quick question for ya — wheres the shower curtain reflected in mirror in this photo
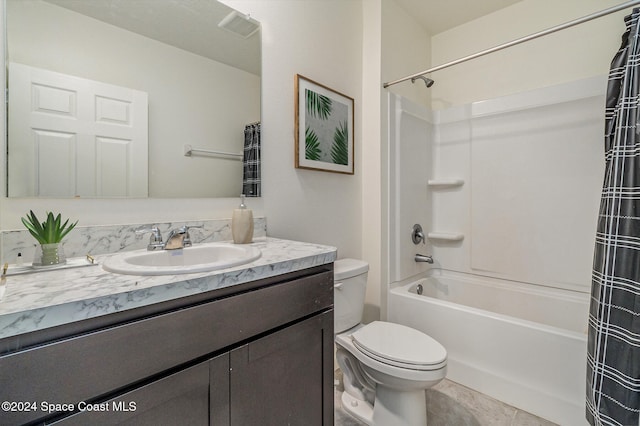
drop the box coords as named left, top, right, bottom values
left=242, top=122, right=261, bottom=197
left=587, top=7, right=640, bottom=426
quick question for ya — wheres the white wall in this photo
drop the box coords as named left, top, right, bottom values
left=221, top=0, right=433, bottom=322
left=379, top=0, right=431, bottom=318
left=204, top=1, right=366, bottom=260
left=382, top=0, right=431, bottom=108
left=361, top=0, right=384, bottom=322
left=8, top=0, right=259, bottom=199
left=431, top=0, right=625, bottom=109
left=221, top=0, right=430, bottom=322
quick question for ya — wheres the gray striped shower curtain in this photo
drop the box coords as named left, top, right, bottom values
left=586, top=8, right=640, bottom=426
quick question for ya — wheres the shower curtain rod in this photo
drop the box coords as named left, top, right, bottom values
left=383, top=0, right=640, bottom=88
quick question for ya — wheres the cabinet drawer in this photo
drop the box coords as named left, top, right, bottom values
left=52, top=361, right=209, bottom=426
left=0, top=269, right=333, bottom=424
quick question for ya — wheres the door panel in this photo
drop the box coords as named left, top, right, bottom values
left=8, top=62, right=148, bottom=197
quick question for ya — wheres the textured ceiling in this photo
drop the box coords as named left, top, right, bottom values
left=43, top=0, right=524, bottom=74
left=394, top=0, right=523, bottom=34
left=44, top=0, right=261, bottom=75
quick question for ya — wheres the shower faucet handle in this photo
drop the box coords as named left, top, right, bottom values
left=411, top=224, right=425, bottom=245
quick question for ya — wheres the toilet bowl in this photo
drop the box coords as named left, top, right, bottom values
left=334, top=259, right=447, bottom=426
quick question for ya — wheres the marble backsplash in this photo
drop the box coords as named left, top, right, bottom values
left=1, top=217, right=267, bottom=264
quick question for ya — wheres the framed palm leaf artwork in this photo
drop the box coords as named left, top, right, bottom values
left=295, top=75, right=354, bottom=174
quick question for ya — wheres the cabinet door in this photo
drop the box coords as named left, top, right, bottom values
left=230, top=311, right=334, bottom=426
left=53, top=362, right=209, bottom=426
left=210, top=352, right=231, bottom=425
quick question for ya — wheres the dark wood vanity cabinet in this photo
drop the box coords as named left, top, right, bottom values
left=55, top=361, right=211, bottom=426
left=0, top=265, right=334, bottom=426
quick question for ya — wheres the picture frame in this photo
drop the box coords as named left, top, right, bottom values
left=295, top=74, right=354, bottom=174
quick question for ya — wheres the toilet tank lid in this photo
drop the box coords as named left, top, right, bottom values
left=334, top=258, right=369, bottom=280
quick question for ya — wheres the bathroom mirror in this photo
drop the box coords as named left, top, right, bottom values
left=5, top=0, right=261, bottom=198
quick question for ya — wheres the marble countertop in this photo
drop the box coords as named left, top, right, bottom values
left=0, top=237, right=337, bottom=340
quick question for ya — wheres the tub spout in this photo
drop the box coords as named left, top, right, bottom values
left=415, top=254, right=434, bottom=264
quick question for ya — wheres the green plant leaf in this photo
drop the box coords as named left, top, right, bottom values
left=21, top=211, right=46, bottom=244
left=306, top=89, right=332, bottom=120
left=331, top=121, right=349, bottom=165
left=305, top=126, right=322, bottom=161
left=21, top=210, right=78, bottom=244
left=49, top=213, right=60, bottom=243
left=58, top=218, right=78, bottom=242
left=28, top=210, right=44, bottom=235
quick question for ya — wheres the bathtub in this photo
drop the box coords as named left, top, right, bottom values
left=387, top=270, right=589, bottom=426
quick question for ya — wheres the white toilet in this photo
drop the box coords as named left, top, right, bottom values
left=334, top=258, right=447, bottom=426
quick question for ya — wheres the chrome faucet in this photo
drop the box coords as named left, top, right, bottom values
left=136, top=226, right=164, bottom=251
left=164, top=225, right=195, bottom=250
left=415, top=254, right=434, bottom=264
left=136, top=225, right=203, bottom=251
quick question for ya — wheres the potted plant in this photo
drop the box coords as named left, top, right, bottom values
left=21, top=210, right=78, bottom=266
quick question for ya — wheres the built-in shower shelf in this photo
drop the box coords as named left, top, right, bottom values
left=427, top=232, right=464, bottom=241
left=427, top=179, right=464, bottom=188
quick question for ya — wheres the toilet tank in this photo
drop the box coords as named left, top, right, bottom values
left=334, top=258, right=369, bottom=333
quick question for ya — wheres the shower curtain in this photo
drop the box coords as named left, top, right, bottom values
left=242, top=122, right=261, bottom=197
left=587, top=8, right=640, bottom=426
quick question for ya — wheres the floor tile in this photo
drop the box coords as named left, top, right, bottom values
left=334, top=377, right=558, bottom=426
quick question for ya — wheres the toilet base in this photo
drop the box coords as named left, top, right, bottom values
left=372, top=385, right=427, bottom=426
left=341, top=391, right=374, bottom=425
left=341, top=386, right=428, bottom=426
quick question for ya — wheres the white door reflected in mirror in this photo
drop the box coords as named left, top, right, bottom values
left=8, top=63, right=149, bottom=197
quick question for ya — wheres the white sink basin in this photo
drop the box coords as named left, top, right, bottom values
left=102, top=242, right=261, bottom=275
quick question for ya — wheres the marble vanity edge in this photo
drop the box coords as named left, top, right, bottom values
left=0, top=237, right=337, bottom=340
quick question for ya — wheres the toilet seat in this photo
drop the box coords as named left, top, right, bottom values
left=351, top=321, right=447, bottom=371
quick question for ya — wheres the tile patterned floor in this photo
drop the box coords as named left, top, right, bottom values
left=334, top=377, right=558, bottom=426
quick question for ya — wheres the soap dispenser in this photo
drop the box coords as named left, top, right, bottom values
left=232, top=195, right=254, bottom=244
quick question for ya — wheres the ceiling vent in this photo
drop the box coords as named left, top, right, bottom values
left=218, top=11, right=260, bottom=39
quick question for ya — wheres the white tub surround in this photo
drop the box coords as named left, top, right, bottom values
left=389, top=77, right=605, bottom=292
left=0, top=237, right=336, bottom=340
left=386, top=78, right=605, bottom=423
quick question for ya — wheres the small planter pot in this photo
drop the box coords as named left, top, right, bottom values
left=33, top=243, right=66, bottom=267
